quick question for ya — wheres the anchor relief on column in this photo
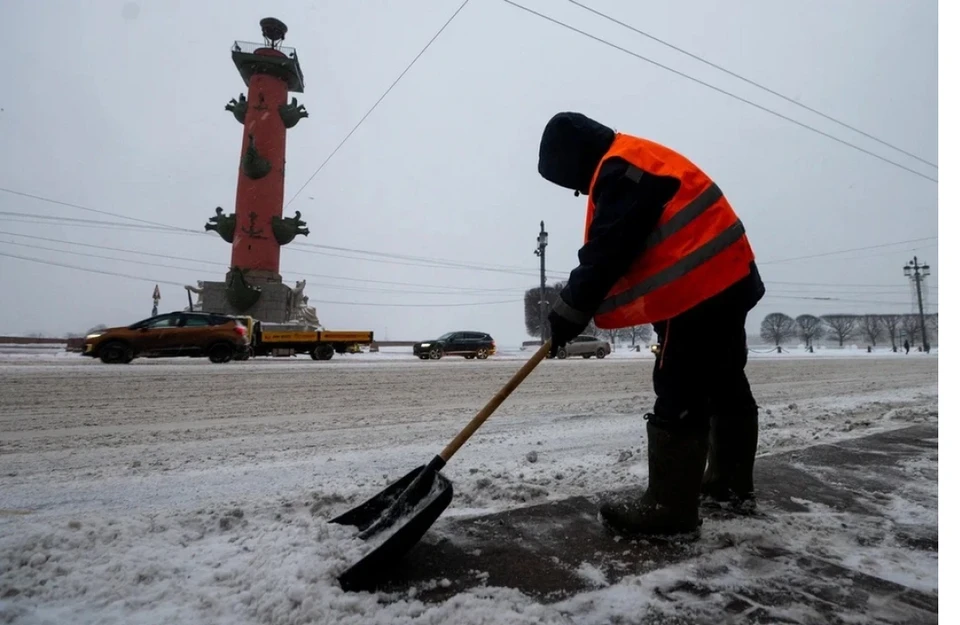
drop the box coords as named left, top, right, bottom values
left=240, top=211, right=267, bottom=239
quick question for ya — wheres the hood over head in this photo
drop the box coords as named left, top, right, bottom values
left=537, top=112, right=615, bottom=195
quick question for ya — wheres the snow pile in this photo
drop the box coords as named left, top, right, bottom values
left=1, top=441, right=937, bottom=625
left=1, top=464, right=938, bottom=625
left=1, top=505, right=362, bottom=624
left=1, top=503, right=563, bottom=625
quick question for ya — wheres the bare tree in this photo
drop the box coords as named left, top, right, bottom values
left=901, top=314, right=923, bottom=344
left=623, top=324, right=653, bottom=346
left=821, top=314, right=859, bottom=348
left=524, top=282, right=602, bottom=340
left=795, top=314, right=823, bottom=349
left=857, top=315, right=884, bottom=347
left=877, top=314, right=901, bottom=352
left=760, top=313, right=796, bottom=347
left=597, top=327, right=626, bottom=347
left=523, top=282, right=566, bottom=339
left=580, top=320, right=600, bottom=337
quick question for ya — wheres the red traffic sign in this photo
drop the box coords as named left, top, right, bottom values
left=153, top=285, right=161, bottom=300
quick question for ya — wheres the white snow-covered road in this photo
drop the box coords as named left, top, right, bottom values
left=0, top=355, right=937, bottom=516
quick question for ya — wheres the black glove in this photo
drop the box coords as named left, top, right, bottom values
left=548, top=310, right=587, bottom=358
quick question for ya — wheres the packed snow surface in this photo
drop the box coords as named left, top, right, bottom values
left=0, top=352, right=938, bottom=624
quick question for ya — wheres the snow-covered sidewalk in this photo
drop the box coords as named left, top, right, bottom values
left=370, top=423, right=937, bottom=624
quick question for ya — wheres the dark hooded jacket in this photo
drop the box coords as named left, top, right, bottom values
left=537, top=112, right=763, bottom=322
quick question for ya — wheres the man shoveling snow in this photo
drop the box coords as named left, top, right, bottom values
left=537, top=112, right=765, bottom=537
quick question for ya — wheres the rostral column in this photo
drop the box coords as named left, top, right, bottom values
left=202, top=17, right=310, bottom=320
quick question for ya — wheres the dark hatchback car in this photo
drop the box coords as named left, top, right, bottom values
left=414, top=331, right=496, bottom=360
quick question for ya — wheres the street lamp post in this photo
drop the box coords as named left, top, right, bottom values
left=903, top=256, right=931, bottom=353
left=534, top=221, right=548, bottom=345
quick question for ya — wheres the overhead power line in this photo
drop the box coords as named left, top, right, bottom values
left=0, top=250, right=519, bottom=308
left=290, top=240, right=567, bottom=277
left=0, top=187, right=197, bottom=233
left=0, top=235, right=526, bottom=296
left=0, top=231, right=224, bottom=267
left=0, top=213, right=553, bottom=278
left=2, top=217, right=197, bottom=235
left=287, top=245, right=548, bottom=278
left=0, top=189, right=561, bottom=276
left=285, top=0, right=472, bottom=208
left=566, top=0, right=936, bottom=170
left=0, top=211, right=204, bottom=236
left=11, top=231, right=934, bottom=302
left=764, top=236, right=937, bottom=264
left=500, top=0, right=937, bottom=184
left=0, top=239, right=223, bottom=275
left=2, top=230, right=940, bottom=309
left=0, top=250, right=190, bottom=287
left=770, top=287, right=920, bottom=297
left=0, top=192, right=551, bottom=275
left=5, top=243, right=933, bottom=311
left=6, top=189, right=936, bottom=285
left=0, top=239, right=511, bottom=296
left=790, top=244, right=939, bottom=266
left=764, top=294, right=937, bottom=307
left=764, top=280, right=938, bottom=289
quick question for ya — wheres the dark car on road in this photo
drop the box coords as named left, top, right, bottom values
left=414, top=331, right=496, bottom=360
left=82, top=311, right=250, bottom=364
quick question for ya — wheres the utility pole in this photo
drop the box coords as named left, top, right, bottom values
left=534, top=221, right=549, bottom=345
left=903, top=256, right=931, bottom=353
left=152, top=285, right=161, bottom=317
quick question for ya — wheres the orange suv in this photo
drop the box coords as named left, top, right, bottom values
left=82, top=311, right=250, bottom=364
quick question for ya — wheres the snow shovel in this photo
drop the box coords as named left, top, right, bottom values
left=331, top=341, right=552, bottom=591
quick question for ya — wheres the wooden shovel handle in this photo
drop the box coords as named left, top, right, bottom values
left=439, top=341, right=552, bottom=463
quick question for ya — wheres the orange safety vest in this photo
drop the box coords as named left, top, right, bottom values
left=586, top=134, right=755, bottom=328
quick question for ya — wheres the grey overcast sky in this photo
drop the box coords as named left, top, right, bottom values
left=0, top=0, right=938, bottom=344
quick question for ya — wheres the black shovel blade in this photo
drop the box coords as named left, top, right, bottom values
left=331, top=464, right=453, bottom=592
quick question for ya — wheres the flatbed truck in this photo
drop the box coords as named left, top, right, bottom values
left=237, top=317, right=374, bottom=361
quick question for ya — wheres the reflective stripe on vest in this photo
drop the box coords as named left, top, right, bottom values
left=596, top=218, right=745, bottom=315
left=640, top=180, right=723, bottom=250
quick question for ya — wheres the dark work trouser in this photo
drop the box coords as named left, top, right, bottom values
left=651, top=275, right=760, bottom=429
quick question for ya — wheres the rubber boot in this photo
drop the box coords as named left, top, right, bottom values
left=700, top=411, right=758, bottom=510
left=599, top=417, right=709, bottom=536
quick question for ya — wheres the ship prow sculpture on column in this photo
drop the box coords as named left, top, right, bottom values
left=194, top=17, right=312, bottom=323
